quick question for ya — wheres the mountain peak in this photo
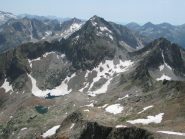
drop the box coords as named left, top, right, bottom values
left=143, top=22, right=155, bottom=27
left=90, top=15, right=102, bottom=20
left=89, top=15, right=105, bottom=24
left=153, top=37, right=171, bottom=45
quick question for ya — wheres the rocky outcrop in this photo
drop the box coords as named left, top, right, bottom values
left=48, top=111, right=154, bottom=139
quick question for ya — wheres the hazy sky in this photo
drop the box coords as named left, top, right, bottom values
left=0, top=0, right=184, bottom=25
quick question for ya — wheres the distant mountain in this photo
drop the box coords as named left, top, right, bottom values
left=18, top=14, right=70, bottom=22
left=126, top=22, right=185, bottom=48
left=126, top=22, right=141, bottom=30
left=0, top=11, right=16, bottom=25
left=0, top=17, right=84, bottom=52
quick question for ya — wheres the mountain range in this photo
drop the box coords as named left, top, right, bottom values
left=0, top=11, right=185, bottom=139
left=126, top=22, right=185, bottom=48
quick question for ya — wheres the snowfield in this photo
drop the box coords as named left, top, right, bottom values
left=156, top=74, right=171, bottom=81
left=105, top=104, right=123, bottom=114
left=28, top=73, right=76, bottom=98
left=79, top=59, right=134, bottom=96
left=42, top=125, right=60, bottom=138
left=127, top=113, right=164, bottom=125
left=60, top=23, right=83, bottom=39
left=0, top=78, right=13, bottom=92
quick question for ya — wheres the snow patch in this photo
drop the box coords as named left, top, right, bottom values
left=85, top=103, right=94, bottom=107
left=28, top=52, right=65, bottom=68
left=108, top=34, right=113, bottom=40
left=138, top=105, right=153, bottom=114
left=127, top=113, right=164, bottom=125
left=115, top=125, right=127, bottom=128
left=159, top=65, right=164, bottom=71
left=0, top=78, right=13, bottom=92
left=118, top=94, right=129, bottom=101
left=45, top=31, right=52, bottom=36
left=157, top=131, right=185, bottom=136
left=43, top=52, right=56, bottom=58
left=42, top=125, right=60, bottom=138
left=28, top=73, right=76, bottom=98
left=88, top=78, right=112, bottom=97
left=91, top=21, right=97, bottom=26
left=99, top=26, right=112, bottom=33
left=98, top=104, right=109, bottom=109
left=161, top=51, right=172, bottom=70
left=61, top=23, right=83, bottom=39
left=84, top=109, right=90, bottom=112
left=79, top=82, right=89, bottom=92
left=156, top=74, right=171, bottom=81
left=105, top=104, right=123, bottom=114
left=20, top=127, right=27, bottom=131
left=70, top=123, right=75, bottom=129
left=82, top=60, right=133, bottom=96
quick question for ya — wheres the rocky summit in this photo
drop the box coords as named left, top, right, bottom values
left=0, top=10, right=185, bottom=139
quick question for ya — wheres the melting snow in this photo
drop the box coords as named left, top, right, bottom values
left=157, top=131, right=185, bottom=136
left=156, top=51, right=173, bottom=81
left=45, top=31, right=52, bottom=36
left=43, top=52, right=56, bottom=58
left=108, top=34, right=114, bottom=40
left=78, top=82, right=89, bottom=92
left=156, top=74, right=171, bottom=81
left=20, top=127, right=27, bottom=131
left=105, top=104, right=123, bottom=114
left=85, top=103, right=94, bottom=107
left=84, top=109, right=90, bottom=112
left=138, top=105, right=153, bottom=114
left=70, top=123, right=75, bottom=129
left=82, top=60, right=133, bottom=96
left=60, top=23, right=83, bottom=39
left=28, top=52, right=65, bottom=68
left=42, top=125, right=60, bottom=138
left=28, top=73, right=75, bottom=98
left=127, top=113, right=164, bottom=125
left=161, top=51, right=172, bottom=70
left=98, top=104, right=109, bottom=109
left=118, top=94, right=129, bottom=101
left=91, top=21, right=97, bottom=26
left=99, top=26, right=112, bottom=33
left=88, top=78, right=112, bottom=97
left=0, top=78, right=13, bottom=92
left=115, top=125, right=127, bottom=128
left=159, top=65, right=165, bottom=71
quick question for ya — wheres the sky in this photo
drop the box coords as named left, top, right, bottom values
left=0, top=0, right=185, bottom=25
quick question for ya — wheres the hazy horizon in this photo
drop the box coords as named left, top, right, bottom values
left=0, top=0, right=185, bottom=25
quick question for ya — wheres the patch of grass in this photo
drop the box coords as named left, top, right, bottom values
left=118, top=116, right=130, bottom=122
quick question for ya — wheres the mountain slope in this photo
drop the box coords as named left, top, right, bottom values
left=126, top=22, right=185, bottom=48
left=0, top=16, right=185, bottom=139
left=0, top=17, right=84, bottom=52
left=0, top=11, right=16, bottom=25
